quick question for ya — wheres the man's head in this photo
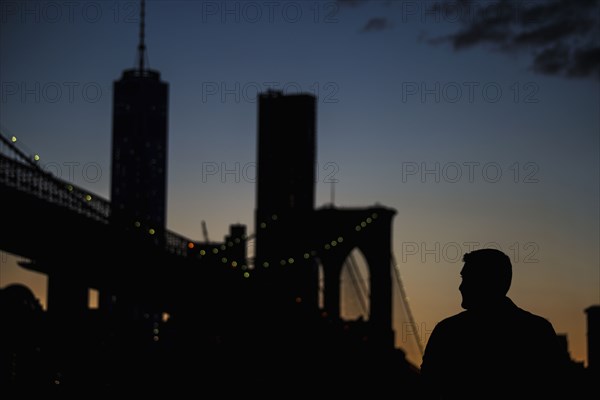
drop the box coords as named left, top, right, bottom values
left=459, top=248, right=512, bottom=310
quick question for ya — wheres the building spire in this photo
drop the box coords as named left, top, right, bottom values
left=137, top=0, right=147, bottom=72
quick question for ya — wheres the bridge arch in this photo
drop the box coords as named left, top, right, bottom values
left=314, top=206, right=395, bottom=347
left=340, top=247, right=370, bottom=321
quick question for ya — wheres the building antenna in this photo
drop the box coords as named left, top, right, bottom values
left=137, top=0, right=147, bottom=72
left=201, top=220, right=210, bottom=243
left=330, top=180, right=336, bottom=207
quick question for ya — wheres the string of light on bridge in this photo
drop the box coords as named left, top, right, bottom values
left=6, top=134, right=98, bottom=204
left=4, top=133, right=380, bottom=281
left=160, top=211, right=380, bottom=280
left=8, top=135, right=41, bottom=163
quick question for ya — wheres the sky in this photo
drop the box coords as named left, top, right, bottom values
left=1, top=0, right=599, bottom=368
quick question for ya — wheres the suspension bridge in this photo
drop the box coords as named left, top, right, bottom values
left=1, top=129, right=425, bottom=394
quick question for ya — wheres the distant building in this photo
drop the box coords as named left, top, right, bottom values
left=557, top=333, right=584, bottom=368
left=110, top=3, right=168, bottom=234
left=254, top=90, right=316, bottom=267
left=585, top=305, right=599, bottom=371
left=187, top=224, right=247, bottom=269
left=256, top=90, right=316, bottom=215
left=105, top=1, right=168, bottom=312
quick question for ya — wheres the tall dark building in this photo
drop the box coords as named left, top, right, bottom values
left=110, top=0, right=168, bottom=233
left=253, top=90, right=318, bottom=316
left=255, top=90, right=316, bottom=265
left=586, top=305, right=600, bottom=371
left=256, top=90, right=316, bottom=216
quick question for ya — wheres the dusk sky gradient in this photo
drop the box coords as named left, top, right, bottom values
left=1, top=0, right=598, bottom=367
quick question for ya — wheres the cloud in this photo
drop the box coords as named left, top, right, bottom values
left=336, top=0, right=394, bottom=32
left=428, top=0, right=600, bottom=79
left=361, top=17, right=393, bottom=33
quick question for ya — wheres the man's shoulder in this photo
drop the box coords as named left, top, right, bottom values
left=434, top=311, right=471, bottom=331
left=513, top=305, right=556, bottom=332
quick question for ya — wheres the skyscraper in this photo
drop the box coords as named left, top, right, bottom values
left=254, top=90, right=316, bottom=266
left=110, top=0, right=168, bottom=234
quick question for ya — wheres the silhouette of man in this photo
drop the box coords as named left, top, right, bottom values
left=420, top=249, right=564, bottom=399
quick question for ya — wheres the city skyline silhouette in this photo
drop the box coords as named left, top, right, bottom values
left=1, top=0, right=598, bottom=378
left=1, top=2, right=424, bottom=390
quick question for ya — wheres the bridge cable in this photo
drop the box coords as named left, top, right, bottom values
left=0, top=130, right=44, bottom=171
left=348, top=252, right=370, bottom=298
left=391, top=253, right=424, bottom=357
left=344, top=256, right=369, bottom=318
left=0, top=130, right=109, bottom=222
